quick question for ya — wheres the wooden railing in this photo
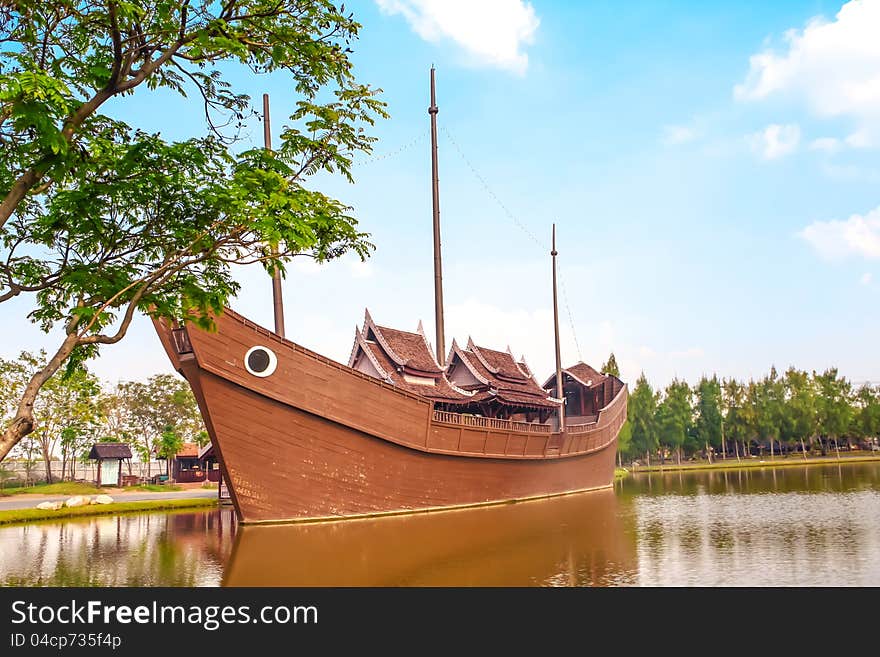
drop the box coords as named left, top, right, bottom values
left=432, top=411, right=552, bottom=433
left=565, top=421, right=598, bottom=435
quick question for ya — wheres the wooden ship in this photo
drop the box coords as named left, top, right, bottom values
left=152, top=70, right=627, bottom=524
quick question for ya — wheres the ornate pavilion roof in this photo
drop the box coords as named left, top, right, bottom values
left=347, top=311, right=473, bottom=403
left=542, top=362, right=609, bottom=390
left=446, top=339, right=559, bottom=410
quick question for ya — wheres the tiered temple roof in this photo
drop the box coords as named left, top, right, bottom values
left=347, top=311, right=560, bottom=417
left=445, top=338, right=559, bottom=412
left=347, top=311, right=474, bottom=403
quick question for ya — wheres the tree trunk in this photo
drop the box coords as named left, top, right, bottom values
left=800, top=437, right=807, bottom=460
left=61, top=448, right=67, bottom=481
left=705, top=441, right=712, bottom=464
left=677, top=447, right=681, bottom=466
left=834, top=436, right=840, bottom=459
left=41, top=437, right=54, bottom=485
left=0, top=332, right=80, bottom=462
left=645, top=450, right=650, bottom=467
left=734, top=438, right=741, bottom=462
left=769, top=437, right=775, bottom=459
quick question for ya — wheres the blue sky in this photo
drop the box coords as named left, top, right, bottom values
left=2, top=0, right=878, bottom=392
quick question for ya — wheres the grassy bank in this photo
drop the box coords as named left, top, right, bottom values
left=623, top=452, right=880, bottom=475
left=0, top=482, right=104, bottom=497
left=0, top=497, right=218, bottom=526
left=0, top=481, right=182, bottom=496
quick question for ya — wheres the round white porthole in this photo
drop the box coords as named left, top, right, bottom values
left=244, top=345, right=278, bottom=377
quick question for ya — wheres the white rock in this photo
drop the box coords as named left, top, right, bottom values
left=64, top=495, right=90, bottom=508
left=36, top=501, right=63, bottom=510
left=93, top=495, right=113, bottom=505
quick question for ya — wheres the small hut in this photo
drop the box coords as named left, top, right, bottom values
left=198, top=443, right=223, bottom=483
left=88, top=443, right=133, bottom=487
left=171, top=442, right=204, bottom=483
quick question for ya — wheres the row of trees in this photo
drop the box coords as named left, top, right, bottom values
left=1, top=351, right=204, bottom=485
left=618, top=366, right=880, bottom=465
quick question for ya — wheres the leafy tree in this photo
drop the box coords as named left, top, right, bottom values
left=627, top=373, right=658, bottom=466
left=0, top=350, right=101, bottom=482
left=815, top=368, right=853, bottom=458
left=693, top=375, right=723, bottom=461
left=721, top=378, right=749, bottom=460
left=656, top=379, right=692, bottom=465
left=749, top=368, right=784, bottom=457
left=156, top=425, right=183, bottom=478
left=0, top=1, right=388, bottom=462
left=616, top=420, right=632, bottom=468
left=852, top=384, right=880, bottom=447
left=781, top=367, right=817, bottom=459
left=601, top=353, right=620, bottom=378
left=104, top=374, right=203, bottom=478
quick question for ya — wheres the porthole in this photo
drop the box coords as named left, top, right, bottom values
left=244, top=345, right=278, bottom=377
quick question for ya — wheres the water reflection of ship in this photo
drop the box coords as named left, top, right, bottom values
left=222, top=488, right=637, bottom=586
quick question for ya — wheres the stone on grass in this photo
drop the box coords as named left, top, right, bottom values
left=36, top=501, right=64, bottom=511
left=64, top=495, right=90, bottom=508
left=92, top=495, right=113, bottom=505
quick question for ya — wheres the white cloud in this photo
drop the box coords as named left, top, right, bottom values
left=376, top=0, right=539, bottom=74
left=735, top=0, right=880, bottom=147
left=749, top=123, right=801, bottom=159
left=799, top=206, right=880, bottom=259
left=809, top=137, right=842, bottom=153
left=861, top=272, right=873, bottom=285
left=661, top=124, right=699, bottom=146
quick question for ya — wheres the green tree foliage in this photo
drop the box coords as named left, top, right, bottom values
left=627, top=373, right=658, bottom=465
left=157, top=425, right=183, bottom=477
left=601, top=353, right=620, bottom=378
left=748, top=368, right=785, bottom=457
left=721, top=378, right=749, bottom=459
left=0, top=1, right=389, bottom=461
left=781, top=367, right=817, bottom=458
left=617, top=366, right=870, bottom=463
left=102, top=374, right=204, bottom=477
left=852, top=385, right=880, bottom=445
left=815, top=368, right=853, bottom=457
left=694, top=375, right=723, bottom=460
left=0, top=350, right=101, bottom=483
left=655, top=379, right=692, bottom=464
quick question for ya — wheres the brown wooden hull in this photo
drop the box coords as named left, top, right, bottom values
left=153, top=309, right=627, bottom=524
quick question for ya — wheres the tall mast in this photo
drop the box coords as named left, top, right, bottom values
left=552, top=224, right=565, bottom=431
left=263, top=93, right=286, bottom=338
left=429, top=67, right=446, bottom=367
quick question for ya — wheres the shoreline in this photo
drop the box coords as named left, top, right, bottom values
left=0, top=497, right=219, bottom=527
left=621, top=452, right=880, bottom=475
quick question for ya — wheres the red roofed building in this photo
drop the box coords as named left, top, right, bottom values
left=444, top=338, right=560, bottom=423
left=347, top=311, right=560, bottom=423
left=542, top=362, right=625, bottom=424
left=347, top=310, right=475, bottom=406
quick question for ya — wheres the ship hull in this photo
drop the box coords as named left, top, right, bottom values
left=154, top=309, right=626, bottom=524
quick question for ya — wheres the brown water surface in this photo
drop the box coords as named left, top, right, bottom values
left=1, top=461, right=878, bottom=586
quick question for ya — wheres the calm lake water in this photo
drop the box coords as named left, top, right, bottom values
left=2, top=461, right=879, bottom=586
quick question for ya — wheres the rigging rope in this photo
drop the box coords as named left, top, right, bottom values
left=442, top=124, right=585, bottom=361
left=441, top=125, right=547, bottom=250
left=558, top=267, right=584, bottom=362
left=351, top=133, right=425, bottom=168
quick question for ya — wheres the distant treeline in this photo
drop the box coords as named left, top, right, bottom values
left=618, top=367, right=880, bottom=465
